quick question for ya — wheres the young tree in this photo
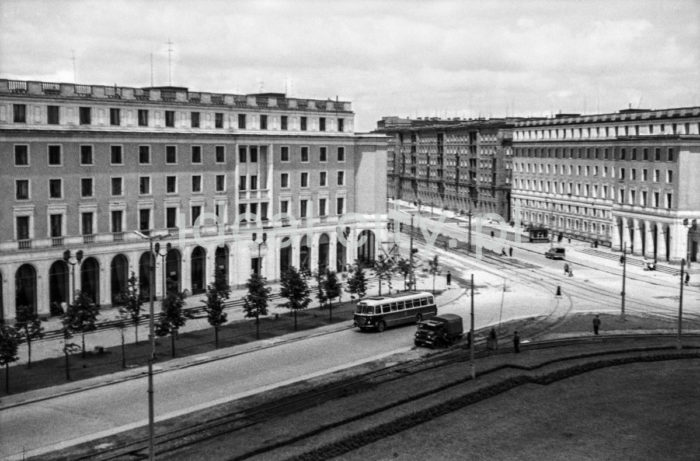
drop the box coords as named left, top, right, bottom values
left=61, top=327, right=80, bottom=381
left=0, top=324, right=21, bottom=393
left=314, top=270, right=328, bottom=309
left=428, top=255, right=440, bottom=294
left=396, top=258, right=412, bottom=291
left=373, top=254, right=395, bottom=296
left=203, top=267, right=231, bottom=348
left=279, top=267, right=311, bottom=331
left=117, top=272, right=144, bottom=344
left=63, top=290, right=100, bottom=358
left=156, top=291, right=192, bottom=358
left=243, top=272, right=272, bottom=339
left=322, top=270, right=342, bottom=322
left=346, top=264, right=367, bottom=302
left=15, top=304, right=44, bottom=368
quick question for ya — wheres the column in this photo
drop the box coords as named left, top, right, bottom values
left=310, top=232, right=319, bottom=274
left=611, top=217, right=621, bottom=251
left=182, top=246, right=192, bottom=294
left=292, top=235, right=301, bottom=269
left=98, top=254, right=111, bottom=306
left=37, top=259, right=50, bottom=318
left=644, top=220, right=655, bottom=258
left=329, top=234, right=337, bottom=274
left=632, top=218, right=643, bottom=256
left=668, top=221, right=687, bottom=263
left=657, top=224, right=667, bottom=262
left=621, top=218, right=631, bottom=251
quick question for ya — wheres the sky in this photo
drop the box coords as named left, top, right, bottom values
left=1, top=0, right=699, bottom=131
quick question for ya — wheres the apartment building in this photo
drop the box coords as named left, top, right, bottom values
left=0, top=79, right=388, bottom=322
left=376, top=117, right=514, bottom=221
left=512, top=107, right=700, bottom=263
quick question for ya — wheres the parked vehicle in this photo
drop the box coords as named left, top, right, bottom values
left=354, top=291, right=437, bottom=332
left=545, top=247, right=566, bottom=260
left=414, top=314, right=464, bottom=348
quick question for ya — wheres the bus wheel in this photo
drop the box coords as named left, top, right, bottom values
left=377, top=321, right=386, bottom=332
left=416, top=314, right=423, bottom=324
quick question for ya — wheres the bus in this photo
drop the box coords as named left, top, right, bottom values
left=353, top=291, right=438, bottom=332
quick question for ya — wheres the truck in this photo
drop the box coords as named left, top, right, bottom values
left=414, top=313, right=464, bottom=348
left=545, top=247, right=566, bottom=260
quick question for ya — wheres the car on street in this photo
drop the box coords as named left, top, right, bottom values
left=545, top=247, right=566, bottom=260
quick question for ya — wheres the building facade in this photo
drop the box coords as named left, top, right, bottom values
left=0, top=79, right=388, bottom=322
left=376, top=117, right=514, bottom=220
left=512, top=107, right=700, bottom=263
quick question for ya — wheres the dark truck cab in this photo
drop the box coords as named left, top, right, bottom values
left=414, top=314, right=464, bottom=348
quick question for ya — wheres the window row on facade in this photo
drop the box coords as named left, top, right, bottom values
left=11, top=143, right=347, bottom=167
left=514, top=145, right=677, bottom=162
left=515, top=180, right=674, bottom=208
left=516, top=164, right=674, bottom=183
left=514, top=121, right=700, bottom=141
left=10, top=103, right=348, bottom=132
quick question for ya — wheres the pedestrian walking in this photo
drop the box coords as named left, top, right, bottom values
left=509, top=247, right=513, bottom=257
left=446, top=271, right=452, bottom=286
left=513, top=331, right=520, bottom=353
left=685, top=272, right=690, bottom=286
left=619, top=255, right=624, bottom=265
left=564, top=263, right=570, bottom=275
left=501, top=247, right=507, bottom=256
left=593, top=315, right=601, bottom=335
left=487, top=327, right=498, bottom=352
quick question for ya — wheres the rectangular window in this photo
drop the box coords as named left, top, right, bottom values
left=166, top=207, right=178, bottom=229
left=281, top=173, right=289, bottom=188
left=81, top=178, right=93, bottom=197
left=261, top=202, right=268, bottom=221
left=338, top=118, right=344, bottom=132
left=655, top=148, right=661, bottom=161
left=191, top=206, right=202, bottom=225
left=165, top=110, right=175, bottom=127
left=110, top=108, right=120, bottom=126
left=139, top=209, right=150, bottom=231
left=139, top=145, right=150, bottom=164
left=111, top=210, right=123, bottom=233
left=301, top=172, right=309, bottom=188
left=320, top=171, right=327, bottom=187
left=48, top=145, right=61, bottom=165
left=216, top=174, right=225, bottom=192
left=642, top=169, right=648, bottom=181
left=337, top=197, right=345, bottom=215
left=260, top=114, right=268, bottom=130
left=215, top=112, right=224, bottom=128
left=214, top=145, right=225, bottom=163
left=319, top=117, right=326, bottom=131
left=281, top=146, right=290, bottom=162
left=281, top=115, right=288, bottom=130
left=631, top=169, right=636, bottom=181
left=641, top=191, right=647, bottom=207
left=166, top=145, right=177, bottom=164
left=238, top=114, right=246, bottom=129
left=249, top=203, right=258, bottom=219
left=631, top=148, right=637, bottom=160
left=49, top=179, right=62, bottom=198
left=50, top=214, right=63, bottom=237
left=337, top=171, right=345, bottom=186
left=111, top=177, right=123, bottom=196
left=300, top=199, right=308, bottom=218
left=301, top=146, right=309, bottom=162
left=667, top=171, right=673, bottom=183
left=80, top=145, right=93, bottom=165
left=654, top=192, right=660, bottom=208
left=668, top=148, right=674, bottom=162
left=337, top=146, right=345, bottom=162
left=111, top=145, right=123, bottom=165
left=191, top=146, right=202, bottom=163
left=17, top=216, right=30, bottom=240
left=239, top=176, right=247, bottom=190
left=280, top=200, right=289, bottom=214
left=250, top=146, right=258, bottom=163
left=239, top=147, right=247, bottom=163
left=14, top=145, right=29, bottom=166
left=620, top=168, right=625, bottom=180
left=16, top=180, right=29, bottom=200
left=666, top=193, right=673, bottom=209
left=139, top=176, right=151, bottom=195
left=191, top=112, right=200, bottom=128
left=138, top=109, right=149, bottom=126
left=643, top=148, right=649, bottom=160
left=300, top=116, right=307, bottom=131
left=629, top=190, right=636, bottom=205
left=654, top=169, right=660, bottom=182
left=320, top=147, right=327, bottom=162
left=238, top=204, right=247, bottom=221
left=47, top=105, right=60, bottom=124
left=250, top=175, right=258, bottom=190
left=192, top=175, right=202, bottom=192
left=79, top=107, right=91, bottom=125
left=82, top=212, right=93, bottom=235
left=166, top=176, right=177, bottom=193
left=319, top=198, right=327, bottom=216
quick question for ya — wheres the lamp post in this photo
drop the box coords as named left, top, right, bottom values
left=469, top=273, right=475, bottom=380
left=409, top=213, right=417, bottom=291
left=253, top=232, right=267, bottom=275
left=154, top=242, right=171, bottom=299
left=678, top=258, right=685, bottom=350
left=621, top=243, right=627, bottom=320
left=62, top=249, right=84, bottom=304
left=466, top=205, right=473, bottom=254
left=133, top=230, right=169, bottom=461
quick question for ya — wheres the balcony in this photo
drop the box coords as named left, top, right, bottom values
left=83, top=234, right=95, bottom=244
left=112, top=232, right=124, bottom=242
left=18, top=239, right=32, bottom=250
left=51, top=237, right=64, bottom=247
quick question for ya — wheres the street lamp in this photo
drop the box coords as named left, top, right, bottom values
left=62, top=249, right=84, bottom=304
left=154, top=242, right=171, bottom=299
left=133, top=230, right=170, bottom=461
left=678, top=258, right=686, bottom=350
left=621, top=243, right=627, bottom=320
left=252, top=232, right=267, bottom=275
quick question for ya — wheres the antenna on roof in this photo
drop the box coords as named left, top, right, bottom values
left=71, top=50, right=76, bottom=82
left=166, top=38, right=174, bottom=85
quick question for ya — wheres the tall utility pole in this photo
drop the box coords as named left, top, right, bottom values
left=469, top=273, right=475, bottom=380
left=621, top=244, right=627, bottom=320
left=467, top=207, right=472, bottom=254
left=678, top=259, right=685, bottom=350
left=409, top=214, right=415, bottom=290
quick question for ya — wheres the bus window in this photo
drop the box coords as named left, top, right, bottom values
left=382, top=305, right=391, bottom=313
left=420, top=298, right=428, bottom=306
left=375, top=306, right=381, bottom=314
left=391, top=302, right=397, bottom=311
left=356, top=303, right=366, bottom=313
left=397, top=301, right=405, bottom=310
left=412, top=299, right=421, bottom=307
left=428, top=297, right=434, bottom=305
left=363, top=305, right=374, bottom=314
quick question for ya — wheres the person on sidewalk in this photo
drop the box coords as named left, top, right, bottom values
left=446, top=271, right=452, bottom=287
left=685, top=272, right=690, bottom=286
left=513, top=331, right=520, bottom=353
left=487, top=327, right=498, bottom=352
left=509, top=247, right=513, bottom=257
left=593, top=315, right=601, bottom=335
left=564, top=263, right=570, bottom=275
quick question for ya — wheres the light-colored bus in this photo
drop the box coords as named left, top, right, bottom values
left=353, top=291, right=437, bottom=332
